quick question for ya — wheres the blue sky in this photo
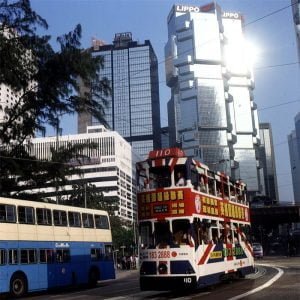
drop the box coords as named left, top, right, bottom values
left=30, top=0, right=300, bottom=202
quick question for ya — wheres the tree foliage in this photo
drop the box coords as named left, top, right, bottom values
left=0, top=0, right=110, bottom=196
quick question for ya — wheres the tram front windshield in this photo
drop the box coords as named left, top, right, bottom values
left=139, top=219, right=193, bottom=249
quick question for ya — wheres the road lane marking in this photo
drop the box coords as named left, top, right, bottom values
left=228, top=266, right=284, bottom=300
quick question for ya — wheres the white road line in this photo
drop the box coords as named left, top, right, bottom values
left=228, top=266, right=284, bottom=300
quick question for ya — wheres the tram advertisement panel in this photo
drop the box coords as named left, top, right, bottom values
left=138, top=189, right=249, bottom=222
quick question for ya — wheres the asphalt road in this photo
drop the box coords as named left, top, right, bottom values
left=11, top=256, right=300, bottom=300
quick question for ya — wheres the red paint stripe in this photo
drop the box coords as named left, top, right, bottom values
left=245, top=242, right=253, bottom=256
left=198, top=243, right=214, bottom=265
left=237, top=229, right=253, bottom=256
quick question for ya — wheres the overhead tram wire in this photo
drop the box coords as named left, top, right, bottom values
left=2, top=94, right=299, bottom=165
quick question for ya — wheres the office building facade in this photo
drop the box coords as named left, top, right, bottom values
left=288, top=113, right=300, bottom=203
left=23, top=126, right=139, bottom=222
left=78, top=32, right=161, bottom=159
left=165, top=3, right=262, bottom=197
left=259, top=123, right=279, bottom=203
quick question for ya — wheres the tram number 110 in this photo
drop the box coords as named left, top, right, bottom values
left=183, top=277, right=192, bottom=284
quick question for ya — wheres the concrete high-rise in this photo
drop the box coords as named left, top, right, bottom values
left=259, top=123, right=279, bottom=203
left=288, top=113, right=300, bottom=203
left=78, top=32, right=161, bottom=159
left=165, top=3, right=262, bottom=198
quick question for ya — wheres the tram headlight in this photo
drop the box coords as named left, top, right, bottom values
left=158, top=262, right=168, bottom=274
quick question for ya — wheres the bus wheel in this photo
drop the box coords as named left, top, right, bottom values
left=88, top=267, right=99, bottom=287
left=10, top=273, right=27, bottom=298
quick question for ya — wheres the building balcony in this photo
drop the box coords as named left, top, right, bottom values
left=176, top=20, right=190, bottom=32
left=177, top=29, right=193, bottom=42
left=225, top=92, right=233, bottom=102
left=180, top=87, right=197, bottom=100
left=179, top=80, right=194, bottom=90
left=251, top=101, right=258, bottom=110
left=174, top=54, right=192, bottom=67
left=227, top=132, right=237, bottom=144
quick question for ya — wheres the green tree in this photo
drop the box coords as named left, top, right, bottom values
left=0, top=0, right=110, bottom=196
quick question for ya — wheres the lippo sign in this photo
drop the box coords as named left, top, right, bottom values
left=222, top=11, right=241, bottom=19
left=176, top=5, right=201, bottom=13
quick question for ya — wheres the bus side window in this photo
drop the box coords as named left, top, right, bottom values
left=18, top=206, right=35, bottom=224
left=95, top=215, right=109, bottom=229
left=0, top=204, right=16, bottom=223
left=36, top=208, right=52, bottom=225
left=0, top=249, right=6, bottom=265
left=105, top=245, right=113, bottom=260
left=68, top=211, right=81, bottom=227
left=20, top=249, right=37, bottom=264
left=53, top=210, right=67, bottom=226
left=91, top=248, right=101, bottom=261
left=39, top=249, right=53, bottom=264
left=8, top=249, right=18, bottom=264
left=82, top=213, right=94, bottom=228
left=56, top=249, right=70, bottom=263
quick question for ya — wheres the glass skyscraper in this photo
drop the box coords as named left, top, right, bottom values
left=165, top=3, right=262, bottom=197
left=78, top=32, right=161, bottom=159
left=288, top=113, right=300, bottom=203
left=259, top=123, right=279, bottom=203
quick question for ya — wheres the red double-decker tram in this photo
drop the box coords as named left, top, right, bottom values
left=136, top=148, right=254, bottom=291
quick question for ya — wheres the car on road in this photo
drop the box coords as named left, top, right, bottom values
left=252, top=242, right=263, bottom=259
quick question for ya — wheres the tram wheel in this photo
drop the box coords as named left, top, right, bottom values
left=10, top=273, right=27, bottom=298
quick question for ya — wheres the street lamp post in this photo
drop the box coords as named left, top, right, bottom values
left=113, top=250, right=119, bottom=269
left=120, top=245, right=126, bottom=257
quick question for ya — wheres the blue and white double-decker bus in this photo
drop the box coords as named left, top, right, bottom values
left=0, top=197, right=115, bottom=297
